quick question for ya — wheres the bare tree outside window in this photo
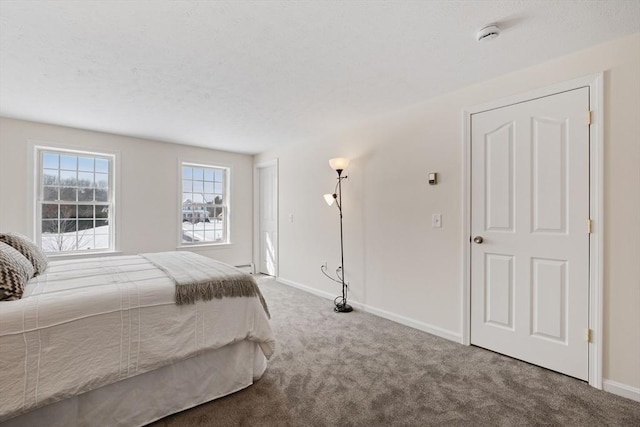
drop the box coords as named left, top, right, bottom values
left=38, top=149, right=113, bottom=253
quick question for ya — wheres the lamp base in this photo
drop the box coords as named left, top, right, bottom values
left=334, top=303, right=353, bottom=313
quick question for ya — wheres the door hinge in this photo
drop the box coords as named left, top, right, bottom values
left=586, top=110, right=592, bottom=125
left=587, top=219, right=592, bottom=234
left=586, top=328, right=592, bottom=342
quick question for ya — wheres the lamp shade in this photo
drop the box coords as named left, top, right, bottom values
left=323, top=193, right=335, bottom=206
left=329, top=157, right=350, bottom=171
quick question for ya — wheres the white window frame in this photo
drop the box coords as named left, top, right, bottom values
left=34, top=146, right=117, bottom=255
left=179, top=161, right=231, bottom=247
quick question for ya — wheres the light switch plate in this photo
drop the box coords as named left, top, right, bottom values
left=432, top=213, right=442, bottom=228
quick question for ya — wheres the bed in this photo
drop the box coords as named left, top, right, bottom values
left=0, top=248, right=275, bottom=426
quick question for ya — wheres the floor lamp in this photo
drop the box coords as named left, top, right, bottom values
left=322, top=157, right=353, bottom=313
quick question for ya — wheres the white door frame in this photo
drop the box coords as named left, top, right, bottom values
left=461, top=73, right=604, bottom=389
left=253, top=159, right=279, bottom=277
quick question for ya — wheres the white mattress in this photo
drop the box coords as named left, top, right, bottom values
left=0, top=255, right=275, bottom=421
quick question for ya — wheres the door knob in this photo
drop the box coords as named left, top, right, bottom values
left=473, top=236, right=484, bottom=244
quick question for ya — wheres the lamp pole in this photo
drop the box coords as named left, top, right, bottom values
left=322, top=157, right=353, bottom=313
left=335, top=168, right=352, bottom=313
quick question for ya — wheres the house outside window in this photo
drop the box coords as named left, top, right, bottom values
left=181, top=163, right=229, bottom=245
left=37, top=148, right=115, bottom=253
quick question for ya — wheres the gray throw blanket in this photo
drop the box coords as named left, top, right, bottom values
left=141, top=251, right=270, bottom=318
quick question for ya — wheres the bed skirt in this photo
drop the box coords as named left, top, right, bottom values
left=2, top=340, right=267, bottom=427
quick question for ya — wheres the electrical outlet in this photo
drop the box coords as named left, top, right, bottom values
left=432, top=213, right=442, bottom=228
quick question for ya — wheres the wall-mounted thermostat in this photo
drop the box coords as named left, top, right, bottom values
left=428, top=173, right=438, bottom=185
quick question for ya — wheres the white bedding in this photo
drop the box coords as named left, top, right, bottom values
left=0, top=254, right=275, bottom=422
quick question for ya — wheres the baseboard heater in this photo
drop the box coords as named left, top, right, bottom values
left=234, top=263, right=254, bottom=274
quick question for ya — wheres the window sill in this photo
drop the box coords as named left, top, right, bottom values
left=46, top=250, right=123, bottom=260
left=177, top=242, right=233, bottom=251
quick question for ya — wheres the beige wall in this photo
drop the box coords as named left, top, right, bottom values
left=0, top=118, right=254, bottom=266
left=256, top=33, right=640, bottom=391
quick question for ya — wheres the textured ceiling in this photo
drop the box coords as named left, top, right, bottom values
left=1, top=1, right=639, bottom=154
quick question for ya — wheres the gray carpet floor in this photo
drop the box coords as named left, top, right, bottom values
left=151, top=277, right=640, bottom=426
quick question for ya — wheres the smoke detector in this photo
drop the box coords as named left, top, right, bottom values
left=476, top=25, right=501, bottom=42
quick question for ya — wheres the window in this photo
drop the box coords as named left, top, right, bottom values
left=181, top=163, right=229, bottom=245
left=37, top=148, right=115, bottom=253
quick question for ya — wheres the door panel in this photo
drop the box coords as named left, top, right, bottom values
left=471, top=87, right=590, bottom=381
left=259, top=165, right=277, bottom=275
left=532, top=117, right=567, bottom=233
left=484, top=253, right=514, bottom=329
left=485, top=123, right=515, bottom=232
left=531, top=258, right=567, bottom=342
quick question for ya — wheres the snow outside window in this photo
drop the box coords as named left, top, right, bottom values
left=181, top=163, right=229, bottom=244
left=37, top=148, right=115, bottom=253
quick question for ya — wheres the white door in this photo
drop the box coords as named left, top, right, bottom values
left=470, top=87, right=590, bottom=380
left=259, top=165, right=277, bottom=275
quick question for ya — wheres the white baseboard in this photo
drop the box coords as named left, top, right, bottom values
left=603, top=379, right=640, bottom=402
left=276, top=277, right=336, bottom=300
left=276, top=277, right=462, bottom=344
left=350, top=301, right=463, bottom=343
